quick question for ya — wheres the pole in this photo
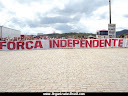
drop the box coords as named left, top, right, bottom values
left=109, top=0, right=111, bottom=24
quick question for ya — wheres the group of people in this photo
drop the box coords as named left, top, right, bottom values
left=1, top=35, right=127, bottom=42
left=0, top=36, right=44, bottom=42
left=0, top=36, right=87, bottom=42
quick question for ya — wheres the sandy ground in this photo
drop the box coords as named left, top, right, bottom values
left=0, top=48, right=128, bottom=92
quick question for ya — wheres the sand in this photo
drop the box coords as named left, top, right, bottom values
left=0, top=48, right=128, bottom=92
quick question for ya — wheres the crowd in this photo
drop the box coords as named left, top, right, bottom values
left=0, top=35, right=89, bottom=42
left=0, top=36, right=45, bottom=42
left=0, top=35, right=127, bottom=42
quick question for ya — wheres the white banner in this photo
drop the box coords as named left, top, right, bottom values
left=0, top=38, right=128, bottom=51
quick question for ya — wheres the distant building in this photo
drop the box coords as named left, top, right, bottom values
left=96, top=30, right=109, bottom=39
left=0, top=26, right=21, bottom=38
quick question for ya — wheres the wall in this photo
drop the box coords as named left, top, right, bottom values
left=1, top=26, right=21, bottom=38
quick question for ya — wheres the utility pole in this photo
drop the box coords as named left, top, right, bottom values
left=108, top=0, right=116, bottom=38
left=109, top=0, right=111, bottom=24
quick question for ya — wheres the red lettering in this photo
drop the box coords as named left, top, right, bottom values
left=26, top=41, right=33, bottom=49
left=49, top=40, right=52, bottom=48
left=73, top=40, right=79, bottom=47
left=105, top=39, right=111, bottom=47
left=100, top=40, right=104, bottom=47
left=53, top=40, right=59, bottom=48
left=112, top=39, right=118, bottom=47
left=68, top=39, right=72, bottom=47
left=17, top=42, right=24, bottom=50
left=80, top=40, right=85, bottom=48
left=0, top=42, right=6, bottom=49
left=7, top=42, right=15, bottom=50
left=93, top=40, right=99, bottom=48
left=118, top=39, right=123, bottom=47
left=86, top=40, right=92, bottom=48
left=60, top=40, right=67, bottom=47
left=34, top=41, right=43, bottom=48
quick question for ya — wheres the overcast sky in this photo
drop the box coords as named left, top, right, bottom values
left=0, top=0, right=128, bottom=35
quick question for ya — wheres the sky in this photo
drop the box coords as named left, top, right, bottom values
left=0, top=0, right=128, bottom=35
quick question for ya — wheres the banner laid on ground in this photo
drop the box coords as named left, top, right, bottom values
left=0, top=38, right=128, bottom=51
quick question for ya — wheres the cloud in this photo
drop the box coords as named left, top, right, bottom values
left=0, top=1, right=4, bottom=10
left=0, top=0, right=128, bottom=35
left=55, top=24, right=75, bottom=33
left=36, top=16, right=73, bottom=24
left=11, top=17, right=27, bottom=28
left=52, top=0, right=108, bottom=16
left=124, top=15, right=128, bottom=18
left=27, top=15, right=80, bottom=27
left=16, top=0, right=42, bottom=4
